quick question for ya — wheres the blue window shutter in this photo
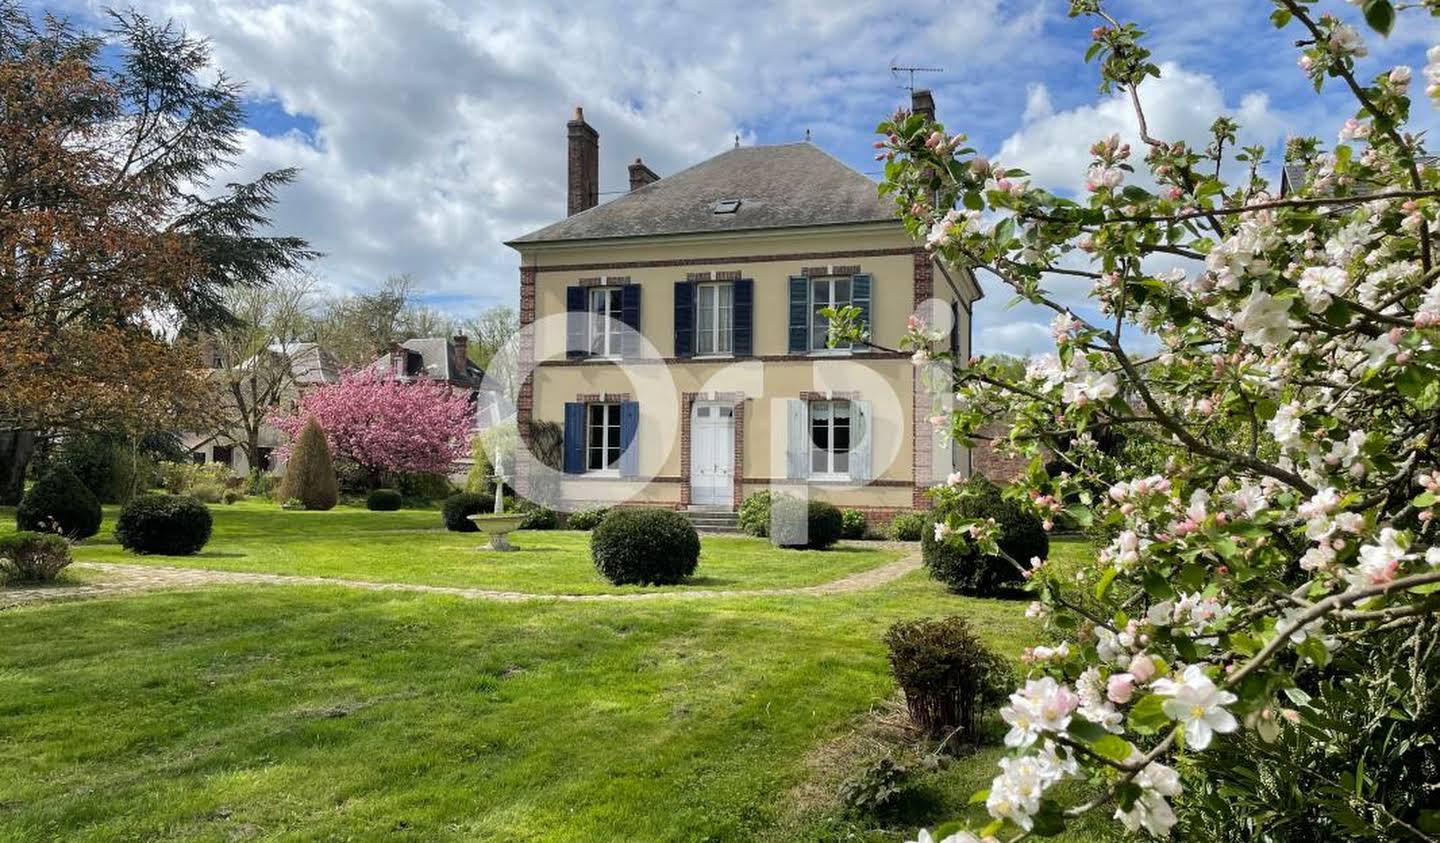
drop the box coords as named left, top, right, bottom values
left=620, top=285, right=642, bottom=357
left=851, top=274, right=872, bottom=350
left=851, top=400, right=873, bottom=483
left=565, top=286, right=587, bottom=359
left=619, top=401, right=639, bottom=478
left=786, top=399, right=808, bottom=479
left=787, top=276, right=809, bottom=354
left=563, top=402, right=585, bottom=474
left=733, top=279, right=753, bottom=357
left=673, top=281, right=694, bottom=358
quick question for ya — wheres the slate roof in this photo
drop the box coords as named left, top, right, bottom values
left=507, top=143, right=898, bottom=245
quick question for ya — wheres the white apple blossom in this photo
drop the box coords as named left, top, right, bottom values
left=1298, top=265, right=1347, bottom=312
left=1345, top=527, right=1411, bottom=588
left=1114, top=754, right=1182, bottom=837
left=1153, top=665, right=1239, bottom=750
left=1000, top=676, right=1078, bottom=747
left=1232, top=289, right=1295, bottom=347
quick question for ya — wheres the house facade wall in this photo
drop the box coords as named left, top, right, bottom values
left=514, top=223, right=977, bottom=514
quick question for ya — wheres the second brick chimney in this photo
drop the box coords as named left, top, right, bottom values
left=451, top=334, right=469, bottom=381
left=567, top=106, right=599, bottom=216
left=628, top=158, right=659, bottom=191
left=911, top=88, right=936, bottom=122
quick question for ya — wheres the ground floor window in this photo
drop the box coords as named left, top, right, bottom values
left=212, top=445, right=234, bottom=468
left=809, top=400, right=851, bottom=478
left=587, top=403, right=621, bottom=472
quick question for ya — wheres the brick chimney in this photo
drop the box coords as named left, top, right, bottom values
left=567, top=106, right=599, bottom=216
left=628, top=157, right=659, bottom=192
left=912, top=88, right=936, bottom=122
left=451, top=334, right=469, bottom=381
left=388, top=341, right=406, bottom=379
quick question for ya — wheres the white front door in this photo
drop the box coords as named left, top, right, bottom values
left=691, top=402, right=735, bottom=507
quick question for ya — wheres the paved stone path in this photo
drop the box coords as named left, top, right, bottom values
left=0, top=550, right=921, bottom=610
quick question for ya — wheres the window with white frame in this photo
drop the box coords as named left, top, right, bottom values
left=589, top=287, right=624, bottom=357
left=586, top=403, right=621, bottom=472
left=810, top=276, right=852, bottom=351
left=809, top=400, right=851, bottom=477
left=695, top=282, right=733, bottom=355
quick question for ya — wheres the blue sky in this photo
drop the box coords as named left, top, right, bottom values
left=45, top=0, right=1440, bottom=354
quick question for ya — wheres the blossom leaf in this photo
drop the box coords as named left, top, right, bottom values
left=968, top=788, right=990, bottom=805
left=1091, top=734, right=1135, bottom=763
left=1067, top=716, right=1110, bottom=742
left=1362, top=0, right=1395, bottom=35
left=1094, top=566, right=1119, bottom=600
left=1030, top=799, right=1067, bottom=837
left=1127, top=694, right=1169, bottom=734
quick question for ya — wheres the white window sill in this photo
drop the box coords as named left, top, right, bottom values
left=582, top=470, right=621, bottom=478
left=691, top=354, right=735, bottom=361
left=808, top=473, right=853, bottom=483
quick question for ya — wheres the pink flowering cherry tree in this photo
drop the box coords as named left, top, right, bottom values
left=838, top=0, right=1440, bottom=839
left=270, top=370, right=473, bottom=488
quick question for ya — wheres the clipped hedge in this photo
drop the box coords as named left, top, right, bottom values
left=442, top=492, right=493, bottom=532
left=279, top=418, right=338, bottom=511
left=115, top=494, right=213, bottom=556
left=367, top=488, right=403, bottom=511
left=590, top=508, right=700, bottom=585
left=517, top=502, right=559, bottom=530
left=0, top=531, right=72, bottom=582
left=771, top=496, right=844, bottom=550
left=566, top=507, right=609, bottom=531
left=922, top=475, right=1048, bottom=596
left=16, top=466, right=102, bottom=539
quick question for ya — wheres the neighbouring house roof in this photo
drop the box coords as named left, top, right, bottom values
left=268, top=342, right=339, bottom=385
left=367, top=337, right=484, bottom=385
left=506, top=143, right=898, bottom=246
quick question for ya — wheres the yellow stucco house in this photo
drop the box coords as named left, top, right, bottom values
left=506, top=97, right=980, bottom=527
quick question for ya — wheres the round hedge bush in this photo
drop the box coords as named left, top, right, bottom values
left=115, top=494, right=213, bottom=555
left=840, top=508, right=869, bottom=540
left=566, top=506, right=609, bottom=530
left=888, top=511, right=926, bottom=541
left=16, top=465, right=102, bottom=539
left=442, top=492, right=494, bottom=532
left=367, top=488, right=403, bottom=511
left=922, top=476, right=1049, bottom=596
left=590, top=508, right=700, bottom=585
left=771, top=496, right=844, bottom=550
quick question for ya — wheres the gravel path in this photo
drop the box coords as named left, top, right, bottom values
left=0, top=550, right=922, bottom=610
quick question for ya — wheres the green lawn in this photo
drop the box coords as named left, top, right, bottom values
left=0, top=502, right=1103, bottom=842
left=46, top=501, right=902, bottom=595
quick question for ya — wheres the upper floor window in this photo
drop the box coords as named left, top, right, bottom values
left=587, top=402, right=621, bottom=472
left=810, top=276, right=851, bottom=351
left=589, top=287, right=624, bottom=357
left=809, top=399, right=851, bottom=478
left=695, top=282, right=733, bottom=356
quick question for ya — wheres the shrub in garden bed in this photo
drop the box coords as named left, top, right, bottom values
left=738, top=490, right=773, bottom=537
left=0, top=531, right=73, bottom=582
left=278, top=418, right=339, bottom=511
left=887, top=511, right=925, bottom=541
left=566, top=507, right=609, bottom=530
left=442, top=492, right=493, bottom=532
left=590, top=508, right=700, bottom=585
left=115, top=495, right=213, bottom=556
left=367, top=489, right=403, bottom=511
left=923, top=476, right=1047, bottom=596
left=222, top=489, right=245, bottom=505
left=16, top=466, right=102, bottom=539
left=884, top=616, right=1011, bottom=744
left=840, top=508, right=869, bottom=539
left=771, top=496, right=844, bottom=550
left=189, top=483, right=224, bottom=504
left=516, top=501, right=559, bottom=530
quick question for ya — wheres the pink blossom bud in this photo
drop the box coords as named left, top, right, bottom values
left=1128, top=654, right=1156, bottom=682
left=1042, top=519, right=1054, bottom=531
left=1107, top=673, right=1136, bottom=704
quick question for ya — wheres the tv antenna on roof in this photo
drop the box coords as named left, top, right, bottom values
left=890, top=64, right=944, bottom=94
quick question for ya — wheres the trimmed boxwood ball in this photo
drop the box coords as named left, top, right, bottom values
left=442, top=492, right=493, bottom=532
left=840, top=508, right=869, bottom=540
left=922, top=475, right=1049, bottom=596
left=16, top=465, right=102, bottom=539
left=115, top=494, right=213, bottom=556
left=770, top=496, right=844, bottom=550
left=590, top=508, right=700, bottom=586
left=888, top=511, right=926, bottom=541
left=367, top=488, right=403, bottom=511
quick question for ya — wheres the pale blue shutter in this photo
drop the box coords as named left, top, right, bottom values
left=786, top=399, right=808, bottom=480
left=618, top=401, right=639, bottom=478
left=851, top=274, right=872, bottom=350
left=850, top=400, right=872, bottom=483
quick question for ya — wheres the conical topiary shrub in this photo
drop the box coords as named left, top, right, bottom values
left=16, top=465, right=103, bottom=539
left=279, top=418, right=338, bottom=511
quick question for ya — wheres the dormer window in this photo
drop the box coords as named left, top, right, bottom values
left=711, top=199, right=741, bottom=215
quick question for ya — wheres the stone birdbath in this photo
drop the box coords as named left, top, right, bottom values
left=468, top=442, right=525, bottom=551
